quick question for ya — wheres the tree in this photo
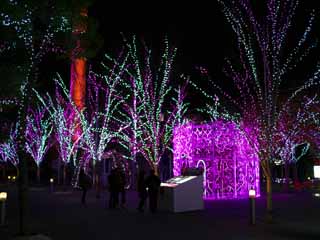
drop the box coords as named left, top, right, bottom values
left=25, top=106, right=53, bottom=183
left=118, top=37, right=188, bottom=174
left=81, top=62, right=130, bottom=189
left=0, top=0, right=72, bottom=234
left=0, top=122, right=19, bottom=175
left=275, top=96, right=320, bottom=189
left=35, top=76, right=87, bottom=185
left=214, top=0, right=320, bottom=220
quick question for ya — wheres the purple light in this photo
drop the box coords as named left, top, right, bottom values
left=173, top=120, right=260, bottom=200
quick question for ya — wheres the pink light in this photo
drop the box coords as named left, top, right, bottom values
left=173, top=120, right=260, bottom=200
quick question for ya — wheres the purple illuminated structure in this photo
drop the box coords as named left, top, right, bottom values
left=173, top=121, right=260, bottom=200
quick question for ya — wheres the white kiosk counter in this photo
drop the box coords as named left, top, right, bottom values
left=159, top=175, right=204, bottom=212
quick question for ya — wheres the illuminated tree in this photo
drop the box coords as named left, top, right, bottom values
left=0, top=0, right=71, bottom=234
left=0, top=123, right=19, bottom=175
left=81, top=64, right=130, bottom=189
left=275, top=96, right=320, bottom=188
left=117, top=37, right=188, bottom=174
left=212, top=0, right=320, bottom=220
left=25, top=106, right=53, bottom=183
left=35, top=76, right=86, bottom=185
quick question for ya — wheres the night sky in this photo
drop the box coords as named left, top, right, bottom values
left=86, top=1, right=238, bottom=111
left=2, top=0, right=320, bottom=111
left=89, top=1, right=230, bottom=76
left=88, top=0, right=320, bottom=75
left=86, top=0, right=320, bottom=111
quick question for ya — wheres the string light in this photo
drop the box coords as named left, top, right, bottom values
left=25, top=106, right=53, bottom=168
left=201, top=0, right=320, bottom=180
left=0, top=123, right=19, bottom=167
left=115, top=37, right=188, bottom=171
left=173, top=121, right=260, bottom=199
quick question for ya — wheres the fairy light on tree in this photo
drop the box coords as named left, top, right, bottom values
left=210, top=0, right=320, bottom=220
left=80, top=62, right=130, bottom=188
left=275, top=96, right=320, bottom=188
left=117, top=37, right=188, bottom=174
left=25, top=106, right=53, bottom=183
left=1, top=0, right=71, bottom=234
left=35, top=75, right=87, bottom=185
left=0, top=123, right=19, bottom=175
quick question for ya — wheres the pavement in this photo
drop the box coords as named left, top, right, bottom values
left=1, top=183, right=320, bottom=240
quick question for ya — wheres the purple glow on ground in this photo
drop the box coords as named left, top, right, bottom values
left=173, top=121, right=260, bottom=200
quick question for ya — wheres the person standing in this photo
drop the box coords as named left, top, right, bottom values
left=137, top=170, right=147, bottom=212
left=145, top=169, right=161, bottom=213
left=118, top=168, right=127, bottom=208
left=79, top=168, right=91, bottom=206
left=108, top=169, right=119, bottom=209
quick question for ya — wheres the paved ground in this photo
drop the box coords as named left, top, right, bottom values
left=1, top=183, right=320, bottom=240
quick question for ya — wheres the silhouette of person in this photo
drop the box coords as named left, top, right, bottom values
left=95, top=162, right=102, bottom=199
left=108, top=169, right=120, bottom=209
left=137, top=170, right=147, bottom=212
left=79, top=168, right=91, bottom=206
left=145, top=169, right=161, bottom=213
left=118, top=168, right=127, bottom=208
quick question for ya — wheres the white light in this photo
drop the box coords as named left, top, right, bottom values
left=7, top=176, right=11, bottom=180
left=249, top=189, right=256, bottom=198
left=50, top=178, right=54, bottom=183
left=175, top=176, right=196, bottom=184
left=12, top=176, right=16, bottom=180
left=314, top=193, right=320, bottom=197
left=0, top=192, right=7, bottom=201
left=314, top=166, right=320, bottom=178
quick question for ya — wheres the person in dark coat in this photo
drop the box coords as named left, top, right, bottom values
left=118, top=168, right=127, bottom=208
left=145, top=169, right=161, bottom=213
left=137, top=170, right=147, bottom=212
left=79, top=168, right=91, bottom=206
left=108, top=169, right=120, bottom=209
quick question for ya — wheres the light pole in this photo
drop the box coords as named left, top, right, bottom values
left=249, top=189, right=256, bottom=225
left=0, top=192, right=7, bottom=226
left=50, top=178, right=54, bottom=193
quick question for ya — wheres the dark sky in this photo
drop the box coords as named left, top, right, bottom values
left=89, top=1, right=229, bottom=74
left=87, top=0, right=320, bottom=110
left=87, top=1, right=237, bottom=110
left=88, top=0, right=320, bottom=79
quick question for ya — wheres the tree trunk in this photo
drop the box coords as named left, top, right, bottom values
left=57, top=158, right=61, bottom=185
left=63, top=164, right=67, bottom=186
left=2, top=166, right=5, bottom=182
left=37, top=166, right=40, bottom=184
left=101, top=158, right=107, bottom=187
left=92, top=162, right=96, bottom=187
left=266, top=175, right=273, bottom=222
left=153, top=164, right=159, bottom=176
left=283, top=162, right=289, bottom=192
left=95, top=174, right=101, bottom=199
left=16, top=165, right=20, bottom=178
left=18, top=151, right=28, bottom=235
left=293, top=163, right=298, bottom=182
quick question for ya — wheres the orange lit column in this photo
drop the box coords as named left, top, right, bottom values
left=70, top=57, right=86, bottom=138
left=70, top=7, right=88, bottom=139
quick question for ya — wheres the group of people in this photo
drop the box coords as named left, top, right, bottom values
left=78, top=167, right=162, bottom=213
left=137, top=169, right=161, bottom=213
left=109, top=168, right=161, bottom=213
